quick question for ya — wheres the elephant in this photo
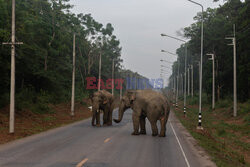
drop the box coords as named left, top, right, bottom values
left=113, top=90, right=170, bottom=137
left=91, top=90, right=115, bottom=127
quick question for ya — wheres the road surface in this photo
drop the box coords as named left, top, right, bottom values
left=0, top=109, right=216, bottom=167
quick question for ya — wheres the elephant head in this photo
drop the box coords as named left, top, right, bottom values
left=91, top=91, right=109, bottom=126
left=113, top=91, right=136, bottom=123
left=92, top=92, right=108, bottom=110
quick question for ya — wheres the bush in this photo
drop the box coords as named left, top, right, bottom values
left=15, top=87, right=51, bottom=114
left=216, top=98, right=233, bottom=108
left=0, top=92, right=9, bottom=108
left=238, top=99, right=250, bottom=114
left=188, top=95, right=199, bottom=105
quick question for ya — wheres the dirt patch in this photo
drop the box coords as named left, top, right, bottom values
left=0, top=102, right=92, bottom=145
left=225, top=118, right=245, bottom=125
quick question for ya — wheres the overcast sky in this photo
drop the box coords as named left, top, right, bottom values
left=70, top=0, right=223, bottom=82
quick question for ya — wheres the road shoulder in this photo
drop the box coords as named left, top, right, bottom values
left=170, top=111, right=217, bottom=167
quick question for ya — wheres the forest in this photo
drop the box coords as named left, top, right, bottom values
left=0, top=0, right=146, bottom=112
left=169, top=0, right=249, bottom=103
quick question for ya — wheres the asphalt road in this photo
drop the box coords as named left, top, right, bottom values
left=0, top=109, right=216, bottom=167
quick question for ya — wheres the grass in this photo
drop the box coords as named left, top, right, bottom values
left=173, top=96, right=250, bottom=167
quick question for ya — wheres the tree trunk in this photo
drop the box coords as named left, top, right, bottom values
left=79, top=67, right=85, bottom=88
left=45, top=32, right=55, bottom=71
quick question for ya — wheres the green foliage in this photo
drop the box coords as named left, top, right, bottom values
left=187, top=95, right=199, bottom=105
left=0, top=0, right=139, bottom=112
left=170, top=0, right=250, bottom=104
left=238, top=99, right=250, bottom=114
left=174, top=102, right=250, bottom=167
left=216, top=98, right=233, bottom=108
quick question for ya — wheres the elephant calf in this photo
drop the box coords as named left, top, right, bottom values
left=91, top=90, right=115, bottom=127
left=114, top=90, right=170, bottom=137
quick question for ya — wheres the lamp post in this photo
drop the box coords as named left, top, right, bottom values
left=161, top=34, right=187, bottom=117
left=98, top=53, right=102, bottom=91
left=191, top=64, right=194, bottom=97
left=71, top=33, right=76, bottom=116
left=187, top=0, right=204, bottom=129
left=112, top=59, right=115, bottom=95
left=161, top=49, right=179, bottom=108
left=225, top=24, right=237, bottom=117
left=180, top=73, right=183, bottom=96
left=188, top=66, right=190, bottom=96
left=207, top=54, right=215, bottom=110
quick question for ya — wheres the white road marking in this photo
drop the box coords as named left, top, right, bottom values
left=170, top=122, right=191, bottom=167
left=76, top=158, right=88, bottom=167
left=104, top=138, right=111, bottom=143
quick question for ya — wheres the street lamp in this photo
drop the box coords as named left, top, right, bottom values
left=161, top=65, right=172, bottom=70
left=161, top=49, right=178, bottom=56
left=160, top=59, right=174, bottom=64
left=161, top=49, right=179, bottom=108
left=187, top=0, right=204, bottom=129
left=161, top=34, right=188, bottom=117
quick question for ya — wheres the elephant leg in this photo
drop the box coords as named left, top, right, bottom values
left=96, top=110, right=101, bottom=127
left=132, top=112, right=140, bottom=135
left=103, top=109, right=108, bottom=126
left=139, top=116, right=146, bottom=134
left=107, top=110, right=113, bottom=126
left=92, top=112, right=96, bottom=126
left=148, top=118, right=158, bottom=136
left=159, top=117, right=166, bottom=137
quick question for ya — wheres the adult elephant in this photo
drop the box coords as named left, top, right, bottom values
left=114, top=90, right=170, bottom=137
left=91, top=90, right=115, bottom=127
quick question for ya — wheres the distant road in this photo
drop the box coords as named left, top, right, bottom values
left=0, top=109, right=216, bottom=167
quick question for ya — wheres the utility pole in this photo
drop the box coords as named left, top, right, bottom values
left=112, top=59, right=114, bottom=95
left=120, top=83, right=123, bottom=99
left=181, top=74, right=183, bottom=96
left=2, top=0, right=23, bottom=133
left=182, top=74, right=184, bottom=97
left=98, top=53, right=102, bottom=91
left=188, top=66, right=190, bottom=96
left=176, top=60, right=180, bottom=108
left=184, top=45, right=187, bottom=117
left=173, top=76, right=176, bottom=106
left=191, top=65, right=194, bottom=97
left=226, top=24, right=237, bottom=117
left=120, top=78, right=123, bottom=100
left=207, top=54, right=215, bottom=110
left=71, top=33, right=76, bottom=116
left=233, top=25, right=237, bottom=117
left=197, top=60, right=202, bottom=127
left=187, top=0, right=204, bottom=129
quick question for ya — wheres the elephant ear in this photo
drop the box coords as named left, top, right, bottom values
left=89, top=93, right=94, bottom=103
left=103, top=98, right=108, bottom=104
left=102, top=96, right=108, bottom=104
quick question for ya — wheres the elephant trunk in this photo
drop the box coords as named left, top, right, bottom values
left=113, top=107, right=124, bottom=123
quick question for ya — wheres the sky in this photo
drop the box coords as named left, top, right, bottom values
left=70, top=0, right=223, bottom=83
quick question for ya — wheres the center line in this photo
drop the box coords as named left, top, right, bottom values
left=170, top=122, right=191, bottom=167
left=104, top=138, right=111, bottom=143
left=76, top=158, right=88, bottom=167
